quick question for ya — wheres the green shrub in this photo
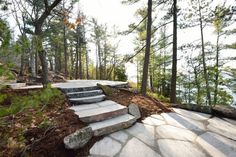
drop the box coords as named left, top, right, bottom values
left=147, top=91, right=170, bottom=103
left=0, top=87, right=61, bottom=117
left=0, top=94, right=7, bottom=104
left=0, top=64, right=14, bottom=80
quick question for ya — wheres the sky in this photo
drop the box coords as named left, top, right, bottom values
left=79, top=0, right=142, bottom=56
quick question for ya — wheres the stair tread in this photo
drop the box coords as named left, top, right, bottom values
left=67, top=89, right=103, bottom=95
left=89, top=114, right=135, bottom=131
left=74, top=103, right=127, bottom=118
left=69, top=94, right=106, bottom=101
left=69, top=100, right=120, bottom=112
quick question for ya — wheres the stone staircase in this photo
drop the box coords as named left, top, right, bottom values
left=61, top=86, right=136, bottom=136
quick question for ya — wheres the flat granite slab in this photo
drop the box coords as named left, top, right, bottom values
left=196, top=132, right=236, bottom=157
left=89, top=109, right=236, bottom=157
left=53, top=80, right=128, bottom=89
left=12, top=80, right=128, bottom=89
left=75, top=103, right=127, bottom=123
left=161, top=112, right=206, bottom=132
left=173, top=108, right=211, bottom=121
left=119, top=137, right=162, bottom=157
left=207, top=117, right=236, bottom=140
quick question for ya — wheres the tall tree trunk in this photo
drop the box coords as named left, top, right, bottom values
left=38, top=48, right=48, bottom=85
left=55, top=43, right=61, bottom=73
left=70, top=45, right=74, bottom=79
left=162, top=50, right=166, bottom=96
left=149, top=52, right=154, bottom=92
left=86, top=48, right=89, bottom=79
left=63, top=25, right=68, bottom=78
left=63, top=0, right=68, bottom=78
left=79, top=45, right=82, bottom=79
left=49, top=58, right=53, bottom=71
left=194, top=67, right=201, bottom=105
left=141, top=0, right=152, bottom=96
left=75, top=27, right=79, bottom=79
left=150, top=74, right=154, bottom=92
left=104, top=42, right=107, bottom=79
left=30, top=52, right=36, bottom=77
left=96, top=44, right=99, bottom=80
left=34, top=32, right=48, bottom=86
left=188, top=75, right=191, bottom=104
left=34, top=0, right=62, bottom=86
left=170, top=0, right=177, bottom=103
left=198, top=1, right=211, bottom=107
left=214, top=31, right=220, bottom=106
left=98, top=41, right=102, bottom=80
left=30, top=39, right=36, bottom=77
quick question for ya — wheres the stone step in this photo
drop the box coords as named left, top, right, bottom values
left=89, top=114, right=136, bottom=136
left=60, top=86, right=100, bottom=93
left=73, top=103, right=128, bottom=123
left=69, top=94, right=106, bottom=105
left=66, top=90, right=103, bottom=98
left=70, top=100, right=118, bottom=111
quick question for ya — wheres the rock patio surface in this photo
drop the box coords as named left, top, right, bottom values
left=11, top=80, right=128, bottom=89
left=89, top=108, right=236, bottom=157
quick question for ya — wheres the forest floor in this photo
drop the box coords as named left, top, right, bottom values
left=0, top=86, right=172, bottom=157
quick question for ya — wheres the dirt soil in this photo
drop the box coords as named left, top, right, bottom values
left=0, top=88, right=96, bottom=157
left=107, top=88, right=173, bottom=119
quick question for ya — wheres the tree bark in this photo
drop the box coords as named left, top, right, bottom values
left=214, top=31, right=220, bottom=106
left=86, top=48, right=89, bottom=79
left=96, top=44, right=99, bottom=80
left=104, top=42, right=108, bottom=79
left=79, top=44, right=82, bottom=79
left=63, top=1, right=68, bottom=78
left=75, top=26, right=79, bottom=79
left=34, top=0, right=62, bottom=86
left=70, top=45, right=74, bottom=79
left=30, top=51, right=36, bottom=77
left=141, top=0, right=152, bottom=96
left=98, top=40, right=102, bottom=79
left=198, top=0, right=211, bottom=107
left=170, top=0, right=177, bottom=103
left=63, top=24, right=68, bottom=77
left=194, top=66, right=201, bottom=105
left=55, top=42, right=61, bottom=73
left=150, top=74, right=154, bottom=92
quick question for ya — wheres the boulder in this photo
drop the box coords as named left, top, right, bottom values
left=52, top=74, right=66, bottom=83
left=212, top=105, right=236, bottom=120
left=97, top=83, right=116, bottom=96
left=64, top=126, right=93, bottom=149
left=128, top=103, right=141, bottom=120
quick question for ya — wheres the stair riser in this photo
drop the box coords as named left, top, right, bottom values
left=93, top=118, right=136, bottom=136
left=67, top=91, right=103, bottom=98
left=80, top=108, right=128, bottom=123
left=60, top=86, right=100, bottom=93
left=70, top=97, right=105, bottom=105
